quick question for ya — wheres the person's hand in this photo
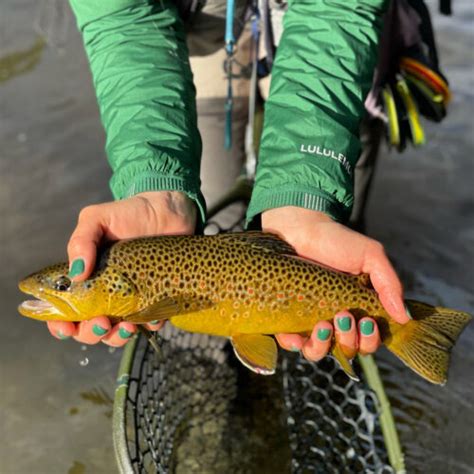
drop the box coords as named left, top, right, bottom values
left=47, top=191, right=196, bottom=346
left=262, top=207, right=411, bottom=361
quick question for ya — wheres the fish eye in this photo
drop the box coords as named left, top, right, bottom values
left=54, top=276, right=71, bottom=292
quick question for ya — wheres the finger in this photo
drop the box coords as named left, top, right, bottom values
left=144, top=321, right=165, bottom=332
left=275, top=333, right=307, bottom=352
left=67, top=205, right=106, bottom=282
left=47, top=321, right=77, bottom=340
left=301, top=321, right=333, bottom=362
left=334, top=311, right=358, bottom=357
left=72, top=317, right=112, bottom=345
left=365, top=245, right=410, bottom=324
left=101, top=322, right=136, bottom=347
left=358, top=317, right=381, bottom=355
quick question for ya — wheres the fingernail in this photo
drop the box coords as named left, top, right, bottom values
left=317, top=328, right=331, bottom=341
left=57, top=330, right=70, bottom=340
left=290, top=345, right=300, bottom=352
left=149, top=320, right=159, bottom=325
left=337, top=316, right=351, bottom=332
left=405, top=304, right=412, bottom=320
left=360, top=320, right=374, bottom=336
left=92, top=324, right=108, bottom=336
left=69, top=258, right=85, bottom=278
left=118, top=327, right=133, bottom=339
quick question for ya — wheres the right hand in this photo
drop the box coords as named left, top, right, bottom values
left=47, top=191, right=197, bottom=346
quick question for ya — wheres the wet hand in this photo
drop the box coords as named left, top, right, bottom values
left=262, top=207, right=410, bottom=360
left=46, top=191, right=196, bottom=346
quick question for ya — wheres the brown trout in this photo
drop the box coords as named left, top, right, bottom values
left=18, top=232, right=471, bottom=384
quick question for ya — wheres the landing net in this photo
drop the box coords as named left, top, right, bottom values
left=113, top=205, right=404, bottom=474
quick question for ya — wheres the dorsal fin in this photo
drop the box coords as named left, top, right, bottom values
left=356, top=273, right=373, bottom=289
left=217, top=231, right=297, bottom=256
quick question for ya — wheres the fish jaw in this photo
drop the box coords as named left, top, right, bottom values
left=18, top=299, right=65, bottom=321
left=18, top=278, right=78, bottom=321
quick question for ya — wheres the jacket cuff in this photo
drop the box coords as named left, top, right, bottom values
left=245, top=185, right=350, bottom=227
left=112, top=173, right=207, bottom=230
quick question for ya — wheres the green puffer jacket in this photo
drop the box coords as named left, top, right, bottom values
left=69, top=0, right=387, bottom=226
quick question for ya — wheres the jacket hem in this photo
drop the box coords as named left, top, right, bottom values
left=245, top=187, right=350, bottom=227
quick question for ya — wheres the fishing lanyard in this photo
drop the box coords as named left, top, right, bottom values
left=224, top=0, right=236, bottom=150
left=225, top=0, right=262, bottom=154
left=245, top=0, right=260, bottom=179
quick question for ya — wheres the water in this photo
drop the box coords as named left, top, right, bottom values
left=366, top=2, right=474, bottom=471
left=0, top=0, right=473, bottom=472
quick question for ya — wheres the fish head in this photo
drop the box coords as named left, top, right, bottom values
left=18, top=262, right=140, bottom=321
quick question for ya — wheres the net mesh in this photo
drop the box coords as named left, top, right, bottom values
left=113, top=213, right=397, bottom=473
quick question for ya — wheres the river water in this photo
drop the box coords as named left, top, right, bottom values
left=0, top=0, right=472, bottom=473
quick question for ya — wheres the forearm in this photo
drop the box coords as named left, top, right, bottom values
left=247, top=0, right=387, bottom=224
left=70, top=0, right=205, bottom=223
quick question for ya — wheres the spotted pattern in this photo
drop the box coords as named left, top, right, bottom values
left=100, top=233, right=386, bottom=336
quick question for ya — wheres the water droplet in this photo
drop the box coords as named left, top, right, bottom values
left=79, top=357, right=89, bottom=367
left=81, top=345, right=88, bottom=351
left=17, top=133, right=27, bottom=143
left=108, top=347, right=116, bottom=354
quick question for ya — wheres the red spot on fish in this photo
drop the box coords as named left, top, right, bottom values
left=247, top=287, right=254, bottom=295
left=227, top=283, right=234, bottom=291
left=199, top=280, right=206, bottom=289
left=319, top=299, right=327, bottom=308
left=276, top=292, right=284, bottom=300
left=297, top=294, right=305, bottom=302
left=173, top=277, right=180, bottom=285
left=288, top=291, right=295, bottom=297
left=332, top=300, right=339, bottom=309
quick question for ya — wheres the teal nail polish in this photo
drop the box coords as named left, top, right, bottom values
left=360, top=320, right=374, bottom=336
left=317, top=328, right=331, bottom=341
left=119, top=327, right=133, bottom=339
left=93, top=325, right=108, bottom=336
left=337, top=316, right=351, bottom=332
left=57, top=331, right=70, bottom=340
left=69, top=259, right=85, bottom=278
left=149, top=320, right=159, bottom=325
left=290, top=345, right=300, bottom=352
left=405, top=304, right=412, bottom=320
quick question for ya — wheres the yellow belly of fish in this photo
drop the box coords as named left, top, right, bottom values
left=169, top=300, right=319, bottom=337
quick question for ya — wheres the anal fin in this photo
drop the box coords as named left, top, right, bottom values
left=331, top=343, right=360, bottom=382
left=231, top=334, right=278, bottom=375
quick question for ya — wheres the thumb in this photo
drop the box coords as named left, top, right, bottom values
left=67, top=205, right=105, bottom=282
left=365, top=245, right=411, bottom=325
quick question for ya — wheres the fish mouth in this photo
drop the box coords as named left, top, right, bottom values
left=18, top=281, right=75, bottom=321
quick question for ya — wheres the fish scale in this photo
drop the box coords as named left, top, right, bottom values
left=18, top=232, right=471, bottom=384
left=106, top=234, right=383, bottom=333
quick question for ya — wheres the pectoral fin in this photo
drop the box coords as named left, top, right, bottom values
left=125, top=295, right=215, bottom=323
left=124, top=297, right=180, bottom=323
left=331, top=343, right=360, bottom=382
left=231, top=334, right=278, bottom=375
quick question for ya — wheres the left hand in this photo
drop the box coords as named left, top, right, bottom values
left=262, top=207, right=410, bottom=361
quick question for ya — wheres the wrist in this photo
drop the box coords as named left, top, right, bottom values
left=135, top=191, right=197, bottom=232
left=262, top=207, right=338, bottom=256
left=262, top=206, right=334, bottom=229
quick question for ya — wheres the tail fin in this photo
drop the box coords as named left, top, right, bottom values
left=384, top=300, right=472, bottom=385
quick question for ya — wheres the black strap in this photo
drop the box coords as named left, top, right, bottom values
left=407, top=0, right=441, bottom=72
left=439, top=0, right=452, bottom=15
